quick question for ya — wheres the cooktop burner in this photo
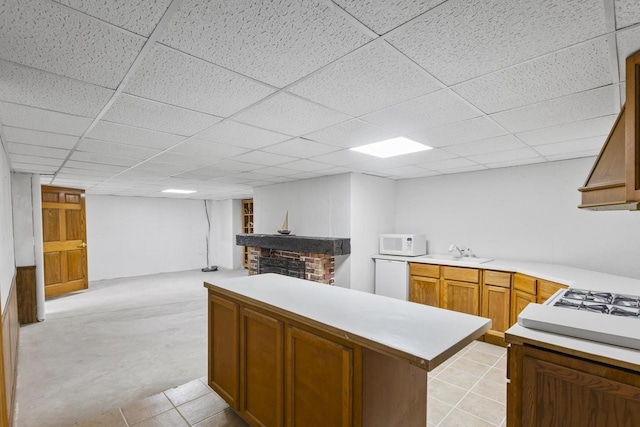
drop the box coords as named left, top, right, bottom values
left=552, top=289, right=640, bottom=318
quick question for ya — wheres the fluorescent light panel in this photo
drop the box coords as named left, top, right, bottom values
left=162, top=189, right=197, bottom=194
left=350, top=137, right=431, bottom=158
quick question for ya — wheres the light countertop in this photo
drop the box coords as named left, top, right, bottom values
left=205, top=273, right=491, bottom=371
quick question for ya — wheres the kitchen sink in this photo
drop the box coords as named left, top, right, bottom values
left=419, top=254, right=494, bottom=264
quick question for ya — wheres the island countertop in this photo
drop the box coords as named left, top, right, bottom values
left=205, top=273, right=491, bottom=371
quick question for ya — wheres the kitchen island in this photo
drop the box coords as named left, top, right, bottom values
left=205, top=273, right=491, bottom=427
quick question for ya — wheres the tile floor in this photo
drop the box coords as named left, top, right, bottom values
left=74, top=340, right=507, bottom=427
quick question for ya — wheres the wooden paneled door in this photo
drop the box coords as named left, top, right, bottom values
left=41, top=186, right=88, bottom=298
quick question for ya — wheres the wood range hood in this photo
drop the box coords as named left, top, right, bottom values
left=579, top=51, right=640, bottom=211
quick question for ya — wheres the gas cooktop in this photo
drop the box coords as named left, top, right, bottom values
left=551, top=289, right=640, bottom=318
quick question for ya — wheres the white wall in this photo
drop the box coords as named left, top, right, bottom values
left=0, top=146, right=15, bottom=309
left=208, top=199, right=243, bottom=269
left=11, top=173, right=35, bottom=266
left=349, top=174, right=396, bottom=293
left=86, top=195, right=209, bottom=281
left=253, top=174, right=352, bottom=287
left=396, top=157, right=640, bottom=279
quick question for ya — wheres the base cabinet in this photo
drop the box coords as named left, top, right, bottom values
left=508, top=343, right=640, bottom=427
left=409, top=276, right=439, bottom=307
left=209, top=295, right=240, bottom=408
left=442, top=280, right=480, bottom=315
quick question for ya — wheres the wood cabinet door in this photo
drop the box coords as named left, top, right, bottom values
left=520, top=346, right=640, bottom=427
left=409, top=276, right=439, bottom=307
left=482, top=285, right=510, bottom=333
left=209, top=295, right=239, bottom=409
left=240, top=308, right=283, bottom=427
left=511, top=290, right=536, bottom=326
left=442, top=280, right=480, bottom=316
left=285, top=326, right=353, bottom=427
left=41, top=185, right=88, bottom=298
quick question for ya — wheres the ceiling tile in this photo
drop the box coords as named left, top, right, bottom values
left=280, top=159, right=340, bottom=172
left=195, top=120, right=290, bottom=149
left=77, top=138, right=161, bottom=159
left=261, top=138, right=340, bottom=158
left=0, top=60, right=113, bottom=116
left=620, top=82, right=626, bottom=105
left=516, top=115, right=616, bottom=146
left=382, top=164, right=432, bottom=179
left=0, top=102, right=92, bottom=136
left=87, top=121, right=184, bottom=149
left=421, top=157, right=478, bottom=171
left=233, top=92, right=351, bottom=136
left=545, top=150, right=600, bottom=161
left=7, top=142, right=69, bottom=159
left=304, top=119, right=398, bottom=148
left=287, top=171, right=323, bottom=181
left=232, top=151, right=298, bottom=167
left=9, top=154, right=64, bottom=167
left=407, top=117, right=508, bottom=148
left=485, top=157, right=546, bottom=169
left=310, top=149, right=375, bottom=166
left=395, top=148, right=457, bottom=165
left=152, top=152, right=218, bottom=167
left=70, top=151, right=140, bottom=167
left=443, top=135, right=526, bottom=157
left=161, top=0, right=372, bottom=87
left=467, top=147, right=541, bottom=165
left=4, top=127, right=79, bottom=149
left=615, top=0, right=640, bottom=29
left=332, top=0, right=447, bottom=34
left=253, top=166, right=301, bottom=177
left=169, top=139, right=249, bottom=159
left=57, top=168, right=118, bottom=178
left=130, top=161, right=193, bottom=175
left=0, top=0, right=145, bottom=88
left=288, top=41, right=441, bottom=116
left=53, top=0, right=172, bottom=37
left=11, top=163, right=58, bottom=174
left=102, top=94, right=223, bottom=136
left=616, top=25, right=640, bottom=81
left=453, top=38, right=612, bottom=114
left=533, top=135, right=606, bottom=156
left=361, top=90, right=480, bottom=133
left=386, top=0, right=607, bottom=85
left=490, top=86, right=619, bottom=133
left=126, top=44, right=275, bottom=117
left=65, top=161, right=128, bottom=173
left=348, top=158, right=404, bottom=172
left=440, top=165, right=488, bottom=174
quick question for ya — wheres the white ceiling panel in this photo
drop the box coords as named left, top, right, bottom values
left=443, top=135, right=526, bottom=157
left=361, top=90, right=480, bottom=134
left=102, top=94, right=223, bottom=136
left=621, top=82, right=626, bottom=105
left=348, top=158, right=404, bottom=172
left=253, top=167, right=301, bottom=177
left=160, top=0, right=372, bottom=87
left=533, top=135, right=607, bottom=156
left=386, top=0, right=607, bottom=85
left=261, top=138, right=340, bottom=158
left=126, top=44, right=275, bottom=117
left=490, top=86, right=620, bottom=133
left=382, top=164, right=431, bottom=178
left=228, top=151, right=298, bottom=167
left=440, top=165, right=488, bottom=174
left=421, top=158, right=478, bottom=171
left=65, top=161, right=128, bottom=173
left=304, top=119, right=397, bottom=148
left=77, top=139, right=161, bottom=159
left=9, top=154, right=64, bottom=167
left=195, top=120, right=290, bottom=149
left=0, top=102, right=92, bottom=136
left=87, top=121, right=184, bottom=150
left=169, top=139, right=250, bottom=159
left=485, top=157, right=546, bottom=169
left=616, top=25, right=640, bottom=81
left=310, top=149, right=375, bottom=166
left=288, top=41, right=441, bottom=116
left=545, top=151, right=600, bottom=161
left=615, top=0, right=640, bottom=29
left=152, top=152, right=220, bottom=167
left=468, top=147, right=542, bottom=165
left=130, top=161, right=193, bottom=175
left=57, top=168, right=118, bottom=178
left=70, top=151, right=141, bottom=167
left=280, top=159, right=336, bottom=172
left=233, top=93, right=351, bottom=136
left=453, top=38, right=612, bottom=114
left=516, top=115, right=617, bottom=146
left=4, top=127, right=79, bottom=149
left=0, top=60, right=113, bottom=117
left=7, top=142, right=69, bottom=159
left=11, top=163, right=58, bottom=174
left=408, top=117, right=508, bottom=148
left=53, top=0, right=172, bottom=37
left=393, top=148, right=457, bottom=165
left=0, top=0, right=145, bottom=88
left=332, top=0, right=447, bottom=35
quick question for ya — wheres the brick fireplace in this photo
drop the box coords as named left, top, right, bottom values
left=236, top=234, right=350, bottom=285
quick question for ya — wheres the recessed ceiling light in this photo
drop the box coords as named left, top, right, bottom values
left=350, top=137, right=432, bottom=158
left=162, top=189, right=197, bottom=194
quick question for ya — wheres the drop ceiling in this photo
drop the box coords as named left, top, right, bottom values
left=0, top=0, right=638, bottom=200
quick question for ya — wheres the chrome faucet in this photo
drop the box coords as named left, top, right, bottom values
left=448, top=243, right=465, bottom=257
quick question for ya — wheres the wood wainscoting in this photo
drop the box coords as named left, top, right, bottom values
left=0, top=273, right=20, bottom=426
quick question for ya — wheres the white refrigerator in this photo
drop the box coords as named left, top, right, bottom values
left=374, top=259, right=408, bottom=300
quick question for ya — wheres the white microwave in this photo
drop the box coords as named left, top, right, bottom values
left=379, top=234, right=427, bottom=256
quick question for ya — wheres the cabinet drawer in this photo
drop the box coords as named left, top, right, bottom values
left=538, top=280, right=568, bottom=303
left=442, top=266, right=479, bottom=283
left=484, top=270, right=511, bottom=288
left=409, top=263, right=440, bottom=278
left=513, top=274, right=537, bottom=294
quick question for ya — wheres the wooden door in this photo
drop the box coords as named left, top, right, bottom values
left=209, top=295, right=239, bottom=409
left=409, top=276, right=440, bottom=307
left=442, top=280, right=480, bottom=316
left=511, top=290, right=536, bottom=326
left=285, top=326, right=353, bottom=427
left=41, top=186, right=88, bottom=298
left=482, top=285, right=510, bottom=333
left=240, top=308, right=283, bottom=427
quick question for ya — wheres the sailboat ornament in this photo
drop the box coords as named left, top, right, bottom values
left=277, top=211, right=291, bottom=235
